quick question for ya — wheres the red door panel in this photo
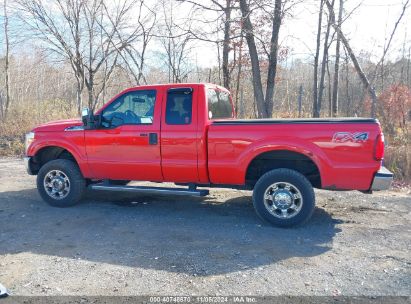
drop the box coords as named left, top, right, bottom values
left=85, top=124, right=162, bottom=181
left=160, top=86, right=199, bottom=183
left=85, top=88, right=163, bottom=181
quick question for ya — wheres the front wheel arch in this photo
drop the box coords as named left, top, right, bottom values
left=31, top=146, right=80, bottom=174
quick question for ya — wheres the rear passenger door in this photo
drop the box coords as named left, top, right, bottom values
left=160, top=87, right=199, bottom=182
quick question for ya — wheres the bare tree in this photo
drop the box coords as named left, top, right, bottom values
left=159, top=0, right=194, bottom=83
left=2, top=0, right=10, bottom=119
left=105, top=0, right=157, bottom=85
left=331, top=0, right=343, bottom=116
left=265, top=0, right=282, bottom=118
left=325, top=0, right=409, bottom=117
left=234, top=27, right=245, bottom=113
left=239, top=0, right=266, bottom=117
left=17, top=0, right=85, bottom=113
left=221, top=0, right=232, bottom=90
left=368, top=0, right=410, bottom=116
left=17, top=0, right=144, bottom=111
left=317, top=0, right=334, bottom=117
left=239, top=0, right=283, bottom=118
left=324, top=0, right=377, bottom=117
left=177, top=0, right=239, bottom=89
left=312, top=0, right=324, bottom=118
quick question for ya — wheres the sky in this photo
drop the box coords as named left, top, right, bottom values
left=193, top=0, right=411, bottom=67
left=0, top=0, right=410, bottom=68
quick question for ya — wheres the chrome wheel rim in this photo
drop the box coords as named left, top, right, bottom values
left=263, top=182, right=303, bottom=219
left=43, top=170, right=71, bottom=200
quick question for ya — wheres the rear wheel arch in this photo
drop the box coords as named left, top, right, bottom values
left=245, top=149, right=322, bottom=189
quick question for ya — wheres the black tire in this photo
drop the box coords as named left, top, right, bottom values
left=252, top=168, right=315, bottom=227
left=37, top=159, right=86, bottom=207
left=109, top=180, right=130, bottom=186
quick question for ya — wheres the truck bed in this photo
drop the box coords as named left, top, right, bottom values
left=212, top=118, right=378, bottom=125
left=207, top=118, right=381, bottom=190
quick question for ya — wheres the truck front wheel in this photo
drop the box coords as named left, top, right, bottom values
left=252, top=168, right=315, bottom=227
left=37, top=159, right=86, bottom=207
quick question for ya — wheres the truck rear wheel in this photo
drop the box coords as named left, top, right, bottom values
left=37, top=159, right=86, bottom=207
left=252, top=168, right=315, bottom=227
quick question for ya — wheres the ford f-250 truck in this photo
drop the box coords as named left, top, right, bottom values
left=24, top=83, right=393, bottom=227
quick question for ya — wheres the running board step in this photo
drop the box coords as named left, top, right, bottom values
left=89, top=183, right=209, bottom=197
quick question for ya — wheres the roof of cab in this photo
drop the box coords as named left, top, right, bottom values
left=124, top=83, right=229, bottom=92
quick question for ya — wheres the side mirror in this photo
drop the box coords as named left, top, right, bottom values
left=82, top=107, right=90, bottom=121
left=81, top=107, right=92, bottom=128
left=81, top=107, right=100, bottom=129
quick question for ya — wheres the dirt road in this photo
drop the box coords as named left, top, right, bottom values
left=0, top=158, right=410, bottom=296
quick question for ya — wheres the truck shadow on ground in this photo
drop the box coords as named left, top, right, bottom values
left=0, top=188, right=341, bottom=276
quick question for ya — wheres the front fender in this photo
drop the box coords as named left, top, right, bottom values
left=27, top=132, right=91, bottom=177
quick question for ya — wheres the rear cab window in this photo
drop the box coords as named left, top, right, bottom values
left=207, top=88, right=234, bottom=120
left=165, top=88, right=193, bottom=125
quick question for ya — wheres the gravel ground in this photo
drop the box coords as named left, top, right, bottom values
left=0, top=158, right=410, bottom=296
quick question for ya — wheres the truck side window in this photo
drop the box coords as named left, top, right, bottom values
left=207, top=89, right=233, bottom=119
left=101, top=90, right=156, bottom=128
left=166, top=89, right=193, bottom=125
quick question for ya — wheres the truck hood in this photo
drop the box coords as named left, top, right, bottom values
left=33, top=118, right=83, bottom=132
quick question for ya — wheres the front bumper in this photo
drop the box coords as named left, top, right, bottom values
left=24, top=156, right=36, bottom=175
left=371, top=166, right=393, bottom=191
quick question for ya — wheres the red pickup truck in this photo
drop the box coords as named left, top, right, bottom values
left=24, top=83, right=393, bottom=227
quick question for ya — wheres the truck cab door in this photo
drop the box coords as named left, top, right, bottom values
left=160, top=86, right=200, bottom=183
left=84, top=88, right=163, bottom=182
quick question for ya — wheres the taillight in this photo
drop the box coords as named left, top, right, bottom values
left=374, top=133, right=385, bottom=161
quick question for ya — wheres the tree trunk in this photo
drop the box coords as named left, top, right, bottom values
left=240, top=88, right=244, bottom=118
left=234, top=30, right=244, bottom=114
left=222, top=0, right=232, bottom=90
left=313, top=0, right=324, bottom=118
left=343, top=48, right=350, bottom=116
left=264, top=0, right=282, bottom=118
left=86, top=72, right=94, bottom=110
left=407, top=46, right=410, bottom=87
left=4, top=0, right=10, bottom=119
left=239, top=0, right=267, bottom=118
left=327, top=57, right=332, bottom=116
left=317, top=0, right=333, bottom=117
left=332, top=0, right=343, bottom=117
left=216, top=41, right=222, bottom=86
left=407, top=46, right=411, bottom=88
left=297, top=84, right=303, bottom=117
left=75, top=77, right=83, bottom=115
left=325, top=0, right=378, bottom=117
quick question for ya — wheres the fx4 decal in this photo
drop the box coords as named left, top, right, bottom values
left=332, top=132, right=369, bottom=143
